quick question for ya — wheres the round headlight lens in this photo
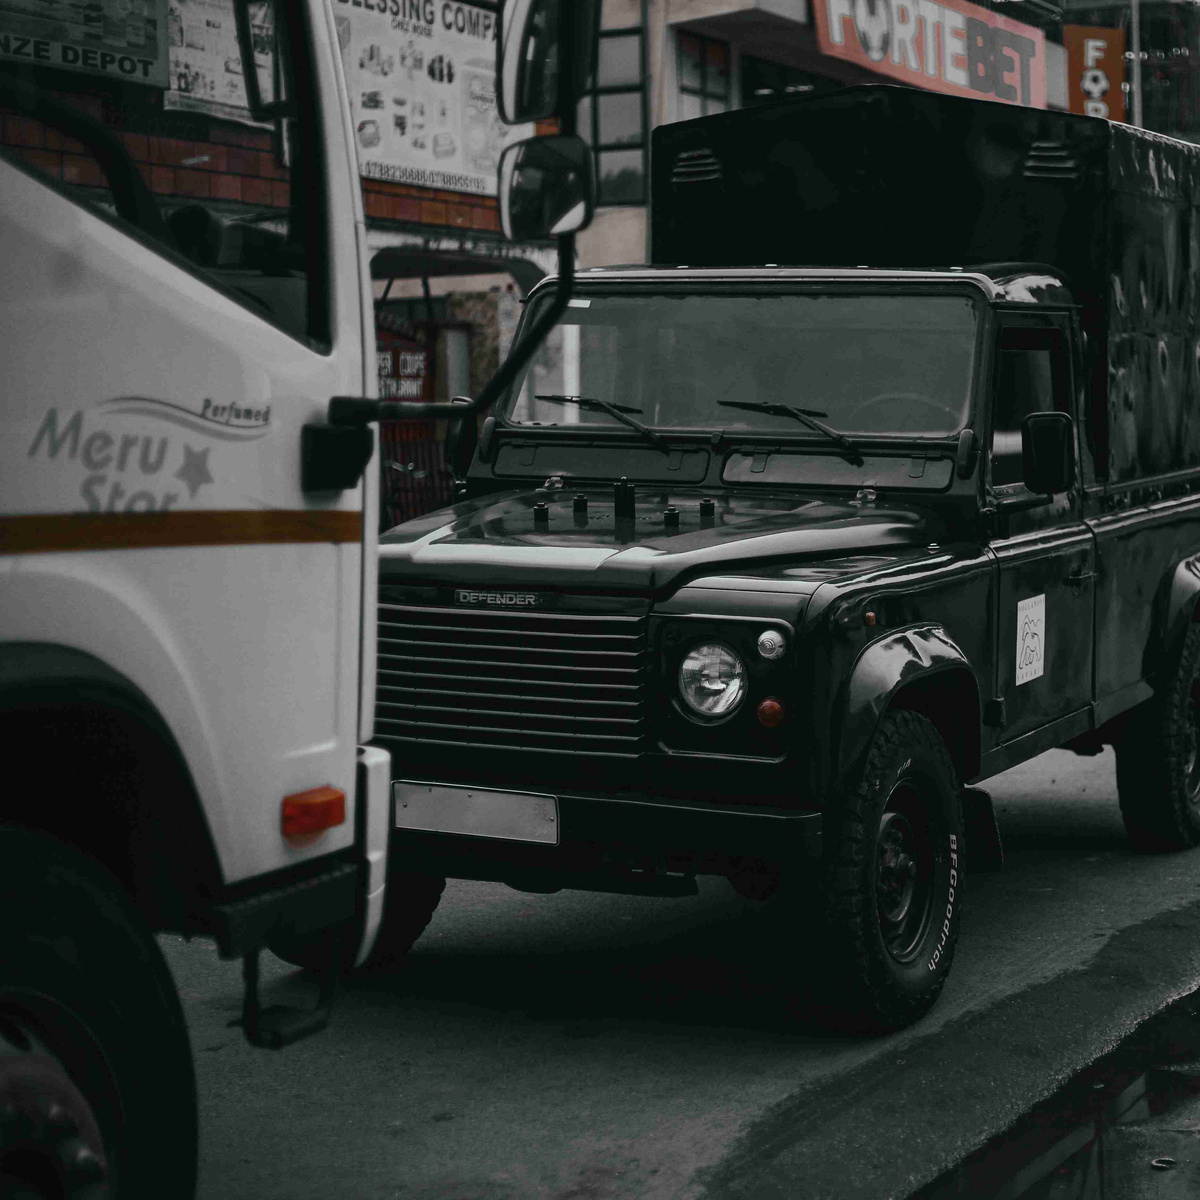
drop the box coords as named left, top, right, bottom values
left=678, top=642, right=746, bottom=718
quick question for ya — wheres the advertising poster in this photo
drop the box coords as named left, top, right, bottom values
left=814, top=0, right=1047, bottom=109
left=164, top=0, right=271, bottom=125
left=1063, top=25, right=1125, bottom=122
left=335, top=0, right=532, bottom=196
left=0, top=0, right=168, bottom=87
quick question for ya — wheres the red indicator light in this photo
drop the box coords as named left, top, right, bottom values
left=282, top=785, right=346, bottom=836
left=757, top=698, right=785, bottom=728
left=864, top=611, right=876, bottom=627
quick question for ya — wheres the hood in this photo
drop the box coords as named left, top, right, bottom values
left=379, top=487, right=952, bottom=593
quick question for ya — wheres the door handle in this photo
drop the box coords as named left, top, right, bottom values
left=1064, top=569, right=1097, bottom=586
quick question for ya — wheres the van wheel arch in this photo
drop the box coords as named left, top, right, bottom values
left=0, top=643, right=223, bottom=931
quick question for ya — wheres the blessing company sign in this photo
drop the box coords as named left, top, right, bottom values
left=815, top=0, right=1047, bottom=109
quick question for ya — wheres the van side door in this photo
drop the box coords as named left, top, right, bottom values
left=986, top=313, right=1095, bottom=746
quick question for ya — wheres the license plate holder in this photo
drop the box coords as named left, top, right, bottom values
left=393, top=781, right=560, bottom=845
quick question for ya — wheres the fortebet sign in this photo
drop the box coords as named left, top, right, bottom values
left=1063, top=25, right=1126, bottom=121
left=815, top=0, right=1047, bottom=109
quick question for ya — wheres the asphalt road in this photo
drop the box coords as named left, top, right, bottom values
left=162, top=747, right=1200, bottom=1200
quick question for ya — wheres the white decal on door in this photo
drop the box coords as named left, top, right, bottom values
left=1016, top=594, right=1046, bottom=685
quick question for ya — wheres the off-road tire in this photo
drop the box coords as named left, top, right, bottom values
left=269, top=871, right=445, bottom=973
left=822, top=710, right=965, bottom=1033
left=1116, top=622, right=1200, bottom=852
left=0, top=826, right=197, bottom=1199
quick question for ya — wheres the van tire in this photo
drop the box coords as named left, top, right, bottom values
left=357, top=872, right=446, bottom=971
left=821, top=711, right=964, bottom=1032
left=1116, top=623, right=1200, bottom=852
left=268, top=872, right=445, bottom=973
left=0, top=826, right=197, bottom=1200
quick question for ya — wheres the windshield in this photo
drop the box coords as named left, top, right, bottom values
left=506, top=291, right=978, bottom=437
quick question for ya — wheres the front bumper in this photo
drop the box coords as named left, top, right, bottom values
left=388, top=781, right=823, bottom=892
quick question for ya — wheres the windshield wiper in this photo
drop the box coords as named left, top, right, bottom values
left=534, top=394, right=671, bottom=454
left=717, top=401, right=865, bottom=466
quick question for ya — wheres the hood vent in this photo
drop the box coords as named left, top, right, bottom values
left=1023, top=141, right=1081, bottom=181
left=671, top=148, right=723, bottom=185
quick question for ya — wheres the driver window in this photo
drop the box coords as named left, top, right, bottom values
left=991, top=329, right=1066, bottom=488
left=0, top=4, right=326, bottom=349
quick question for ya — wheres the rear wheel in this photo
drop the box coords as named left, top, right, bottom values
left=269, top=871, right=445, bottom=973
left=1116, top=623, right=1200, bottom=852
left=0, top=827, right=197, bottom=1200
left=821, top=710, right=964, bottom=1032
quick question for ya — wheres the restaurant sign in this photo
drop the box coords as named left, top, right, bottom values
left=815, top=0, right=1047, bottom=109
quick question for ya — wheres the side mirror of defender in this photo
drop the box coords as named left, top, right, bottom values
left=497, top=0, right=599, bottom=124
left=444, top=395, right=478, bottom=480
left=1022, top=411, right=1076, bottom=495
left=499, top=134, right=595, bottom=240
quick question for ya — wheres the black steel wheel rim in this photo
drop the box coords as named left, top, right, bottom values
left=0, top=997, right=114, bottom=1200
left=876, top=783, right=937, bottom=964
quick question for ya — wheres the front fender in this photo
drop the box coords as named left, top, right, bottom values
left=835, top=624, right=981, bottom=791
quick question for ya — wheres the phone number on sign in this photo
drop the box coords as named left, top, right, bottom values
left=362, top=161, right=489, bottom=192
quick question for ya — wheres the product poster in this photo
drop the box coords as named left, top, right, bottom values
left=164, top=0, right=271, bottom=125
left=0, top=0, right=169, bottom=87
left=334, top=0, right=532, bottom=196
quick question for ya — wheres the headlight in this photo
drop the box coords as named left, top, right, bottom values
left=678, top=642, right=746, bottom=718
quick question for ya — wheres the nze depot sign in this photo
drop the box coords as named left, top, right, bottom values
left=0, top=0, right=169, bottom=87
left=816, top=0, right=1047, bottom=109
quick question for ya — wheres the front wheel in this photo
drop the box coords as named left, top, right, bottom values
left=822, top=710, right=964, bottom=1032
left=268, top=870, right=446, bottom=973
left=0, top=827, right=197, bottom=1199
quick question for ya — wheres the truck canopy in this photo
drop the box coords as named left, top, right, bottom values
left=650, top=85, right=1200, bottom=486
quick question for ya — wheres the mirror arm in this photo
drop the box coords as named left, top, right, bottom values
left=329, top=232, right=576, bottom=427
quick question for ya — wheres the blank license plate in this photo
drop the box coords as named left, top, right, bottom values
left=393, top=781, right=559, bottom=845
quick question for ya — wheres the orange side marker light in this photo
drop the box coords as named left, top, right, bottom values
left=757, top=698, right=785, bottom=728
left=282, top=785, right=346, bottom=836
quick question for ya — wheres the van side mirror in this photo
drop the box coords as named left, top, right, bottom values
left=445, top=396, right=478, bottom=480
left=499, top=134, right=595, bottom=240
left=497, top=0, right=599, bottom=124
left=1022, top=411, right=1076, bottom=495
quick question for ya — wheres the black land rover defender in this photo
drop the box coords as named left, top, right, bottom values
left=355, top=88, right=1200, bottom=1030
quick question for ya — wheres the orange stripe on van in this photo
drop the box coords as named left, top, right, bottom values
left=0, top=510, right=362, bottom=554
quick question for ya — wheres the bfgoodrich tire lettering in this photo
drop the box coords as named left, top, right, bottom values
left=0, top=826, right=197, bottom=1199
left=824, top=710, right=964, bottom=1032
left=1116, top=622, right=1200, bottom=852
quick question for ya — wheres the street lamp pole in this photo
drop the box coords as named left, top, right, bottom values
left=1130, top=0, right=1144, bottom=126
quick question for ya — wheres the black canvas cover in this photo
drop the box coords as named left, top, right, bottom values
left=650, top=86, right=1200, bottom=484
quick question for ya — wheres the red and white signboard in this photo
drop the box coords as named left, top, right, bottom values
left=1063, top=25, right=1125, bottom=121
left=815, top=0, right=1047, bottom=109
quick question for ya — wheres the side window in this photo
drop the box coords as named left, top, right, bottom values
left=990, top=327, right=1067, bottom=488
left=0, top=1, right=327, bottom=350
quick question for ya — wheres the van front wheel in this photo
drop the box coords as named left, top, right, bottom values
left=822, top=710, right=964, bottom=1032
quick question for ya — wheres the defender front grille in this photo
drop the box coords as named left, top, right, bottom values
left=374, top=603, right=648, bottom=757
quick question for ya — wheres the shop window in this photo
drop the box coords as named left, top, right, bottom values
left=0, top=4, right=329, bottom=350
left=740, top=56, right=841, bottom=108
left=677, top=32, right=729, bottom=119
left=578, top=26, right=647, bottom=205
